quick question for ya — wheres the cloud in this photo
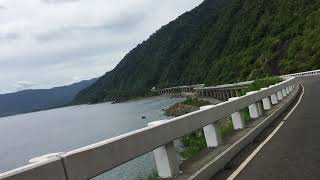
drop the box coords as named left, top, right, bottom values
left=41, top=0, right=80, bottom=4
left=0, top=0, right=204, bottom=93
left=13, top=81, right=38, bottom=91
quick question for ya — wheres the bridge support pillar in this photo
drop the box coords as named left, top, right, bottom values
left=148, top=121, right=180, bottom=178
left=282, top=89, right=287, bottom=97
left=270, top=94, right=278, bottom=105
left=277, top=91, right=283, bottom=101
left=229, top=97, right=245, bottom=129
left=218, top=90, right=223, bottom=100
left=235, top=89, right=241, bottom=97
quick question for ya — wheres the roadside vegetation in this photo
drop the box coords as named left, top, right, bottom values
left=244, top=76, right=283, bottom=93
left=181, top=97, right=211, bottom=107
left=138, top=171, right=158, bottom=180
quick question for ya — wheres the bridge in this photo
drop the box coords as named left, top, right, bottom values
left=0, top=70, right=319, bottom=180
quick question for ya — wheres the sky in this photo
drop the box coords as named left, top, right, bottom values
left=0, top=0, right=203, bottom=94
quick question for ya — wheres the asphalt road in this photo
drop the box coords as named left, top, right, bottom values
left=233, top=76, right=320, bottom=180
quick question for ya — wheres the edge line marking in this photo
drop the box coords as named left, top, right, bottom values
left=226, top=84, right=305, bottom=180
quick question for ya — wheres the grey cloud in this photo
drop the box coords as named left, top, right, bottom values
left=41, top=0, right=80, bottom=4
left=13, top=81, right=37, bottom=91
left=35, top=11, right=145, bottom=42
left=0, top=33, right=19, bottom=40
left=0, top=0, right=204, bottom=93
left=0, top=6, right=7, bottom=10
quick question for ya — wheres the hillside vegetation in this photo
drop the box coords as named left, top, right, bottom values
left=73, top=0, right=320, bottom=104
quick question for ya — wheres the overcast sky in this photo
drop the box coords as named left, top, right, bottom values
left=0, top=0, right=203, bottom=94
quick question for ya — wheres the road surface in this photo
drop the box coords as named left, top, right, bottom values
left=232, top=77, right=320, bottom=180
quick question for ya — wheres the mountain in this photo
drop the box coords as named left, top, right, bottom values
left=0, top=78, right=96, bottom=117
left=73, top=0, right=320, bottom=104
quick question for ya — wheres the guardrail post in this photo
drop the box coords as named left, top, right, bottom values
left=286, top=87, right=290, bottom=94
left=277, top=91, right=283, bottom=101
left=248, top=103, right=259, bottom=118
left=246, top=91, right=260, bottom=118
left=203, top=124, right=221, bottom=147
left=257, top=101, right=264, bottom=116
left=262, top=97, right=271, bottom=110
left=260, top=88, right=272, bottom=110
left=270, top=94, right=278, bottom=105
left=229, top=97, right=245, bottom=129
left=200, top=106, right=222, bottom=147
left=148, top=121, right=180, bottom=178
left=282, top=88, right=287, bottom=97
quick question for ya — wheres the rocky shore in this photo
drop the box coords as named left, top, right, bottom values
left=164, top=103, right=199, bottom=117
left=164, top=98, right=214, bottom=117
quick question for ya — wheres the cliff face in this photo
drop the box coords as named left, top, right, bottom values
left=73, top=0, right=320, bottom=104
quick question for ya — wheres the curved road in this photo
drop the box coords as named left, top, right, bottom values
left=233, top=76, right=320, bottom=180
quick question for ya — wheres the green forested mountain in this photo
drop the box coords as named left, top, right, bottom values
left=73, top=0, right=320, bottom=104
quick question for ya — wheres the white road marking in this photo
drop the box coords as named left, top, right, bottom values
left=283, top=85, right=305, bottom=120
left=226, top=84, right=305, bottom=180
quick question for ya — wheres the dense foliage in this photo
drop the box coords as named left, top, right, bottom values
left=182, top=98, right=211, bottom=107
left=245, top=76, right=282, bottom=93
left=73, top=0, right=320, bottom=104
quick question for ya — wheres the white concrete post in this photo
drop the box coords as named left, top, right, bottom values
left=203, top=124, right=221, bottom=147
left=286, top=87, right=290, bottom=94
left=260, top=88, right=272, bottom=110
left=247, top=91, right=260, bottom=118
left=200, top=106, right=222, bottom=147
left=248, top=103, right=259, bottom=118
left=148, top=121, right=180, bottom=178
left=282, top=89, right=287, bottom=97
left=257, top=101, right=264, bottom=116
left=270, top=94, right=278, bottom=105
left=229, top=97, right=245, bottom=129
left=277, top=91, right=283, bottom=101
left=262, top=97, right=272, bottom=110
left=231, top=112, right=245, bottom=129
